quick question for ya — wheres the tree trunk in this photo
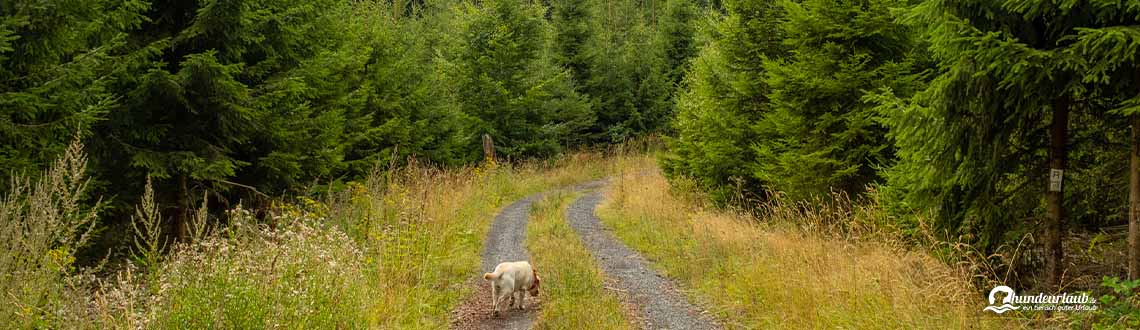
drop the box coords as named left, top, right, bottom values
left=176, top=175, right=189, bottom=241
left=1045, top=95, right=1070, bottom=290
left=1130, top=114, right=1140, bottom=280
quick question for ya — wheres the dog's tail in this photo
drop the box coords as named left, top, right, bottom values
left=483, top=272, right=498, bottom=280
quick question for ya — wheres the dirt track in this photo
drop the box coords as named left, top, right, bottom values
left=566, top=191, right=719, bottom=330
left=451, top=180, right=606, bottom=330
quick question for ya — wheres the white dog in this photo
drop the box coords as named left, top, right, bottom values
left=483, top=261, right=541, bottom=315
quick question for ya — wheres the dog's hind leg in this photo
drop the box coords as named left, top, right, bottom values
left=490, top=284, right=499, bottom=316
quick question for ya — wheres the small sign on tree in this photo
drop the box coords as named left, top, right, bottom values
left=1049, top=169, right=1064, bottom=192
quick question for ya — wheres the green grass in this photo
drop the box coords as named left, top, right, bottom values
left=527, top=191, right=634, bottom=330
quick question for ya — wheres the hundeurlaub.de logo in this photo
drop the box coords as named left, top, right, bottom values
left=982, top=285, right=1097, bottom=313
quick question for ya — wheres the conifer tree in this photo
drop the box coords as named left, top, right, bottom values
left=878, top=0, right=1098, bottom=289
left=453, top=0, right=593, bottom=159
left=754, top=0, right=915, bottom=201
left=1063, top=0, right=1140, bottom=279
left=663, top=0, right=787, bottom=202
left=551, top=0, right=594, bottom=85
left=0, top=0, right=147, bottom=179
left=658, top=0, right=699, bottom=88
left=91, top=0, right=354, bottom=238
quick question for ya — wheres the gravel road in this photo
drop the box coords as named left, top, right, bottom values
left=567, top=191, right=719, bottom=330
left=452, top=180, right=607, bottom=330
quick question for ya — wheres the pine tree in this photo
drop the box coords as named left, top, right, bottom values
left=0, top=0, right=147, bottom=180
left=453, top=0, right=593, bottom=159
left=753, top=0, right=915, bottom=201
left=663, top=0, right=787, bottom=202
left=877, top=0, right=1102, bottom=289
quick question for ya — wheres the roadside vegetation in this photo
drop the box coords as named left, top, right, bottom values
left=1, top=141, right=618, bottom=328
left=527, top=191, right=634, bottom=330
left=599, top=155, right=1022, bottom=329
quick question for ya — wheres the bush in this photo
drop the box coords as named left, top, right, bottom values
left=1072, top=277, right=1140, bottom=330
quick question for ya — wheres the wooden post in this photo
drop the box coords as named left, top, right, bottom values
left=483, top=134, right=495, bottom=164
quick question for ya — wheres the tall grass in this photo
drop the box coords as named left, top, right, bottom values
left=527, top=191, right=634, bottom=330
left=2, top=141, right=621, bottom=328
left=597, top=154, right=1024, bottom=329
left=0, top=140, right=100, bottom=329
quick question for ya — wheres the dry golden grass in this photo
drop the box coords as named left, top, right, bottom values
left=597, top=155, right=1026, bottom=329
left=527, top=191, right=635, bottom=330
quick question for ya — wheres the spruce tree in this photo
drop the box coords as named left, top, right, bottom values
left=663, top=0, right=787, bottom=202
left=1063, top=0, right=1140, bottom=279
left=453, top=0, right=593, bottom=159
left=658, top=0, right=699, bottom=88
left=91, top=0, right=354, bottom=238
left=0, top=0, right=147, bottom=179
left=878, top=0, right=1098, bottom=289
left=754, top=0, right=915, bottom=201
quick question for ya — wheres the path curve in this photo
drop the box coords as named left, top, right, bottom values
left=453, top=180, right=607, bottom=330
left=567, top=191, right=719, bottom=330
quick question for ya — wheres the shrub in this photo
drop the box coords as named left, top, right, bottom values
left=1071, top=277, right=1140, bottom=330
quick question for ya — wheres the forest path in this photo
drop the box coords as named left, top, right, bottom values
left=451, top=180, right=606, bottom=330
left=567, top=191, right=719, bottom=330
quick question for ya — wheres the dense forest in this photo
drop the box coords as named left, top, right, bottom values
left=665, top=0, right=1140, bottom=292
left=5, top=0, right=1140, bottom=327
left=2, top=0, right=700, bottom=252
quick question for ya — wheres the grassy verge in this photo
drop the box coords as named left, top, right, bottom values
left=5, top=147, right=627, bottom=328
left=526, top=191, right=634, bottom=330
left=595, top=155, right=1019, bottom=329
left=335, top=154, right=612, bottom=328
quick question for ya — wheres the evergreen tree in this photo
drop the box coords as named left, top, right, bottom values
left=753, top=0, right=915, bottom=201
left=876, top=0, right=1100, bottom=288
left=90, top=0, right=355, bottom=238
left=663, top=0, right=787, bottom=202
left=551, top=0, right=594, bottom=85
left=658, top=0, right=699, bottom=88
left=0, top=0, right=147, bottom=179
left=1062, top=0, right=1140, bottom=279
left=582, top=0, right=673, bottom=142
left=342, top=2, right=466, bottom=175
left=453, top=0, right=593, bottom=159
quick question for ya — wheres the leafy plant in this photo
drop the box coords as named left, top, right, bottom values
left=1074, top=277, right=1140, bottom=330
